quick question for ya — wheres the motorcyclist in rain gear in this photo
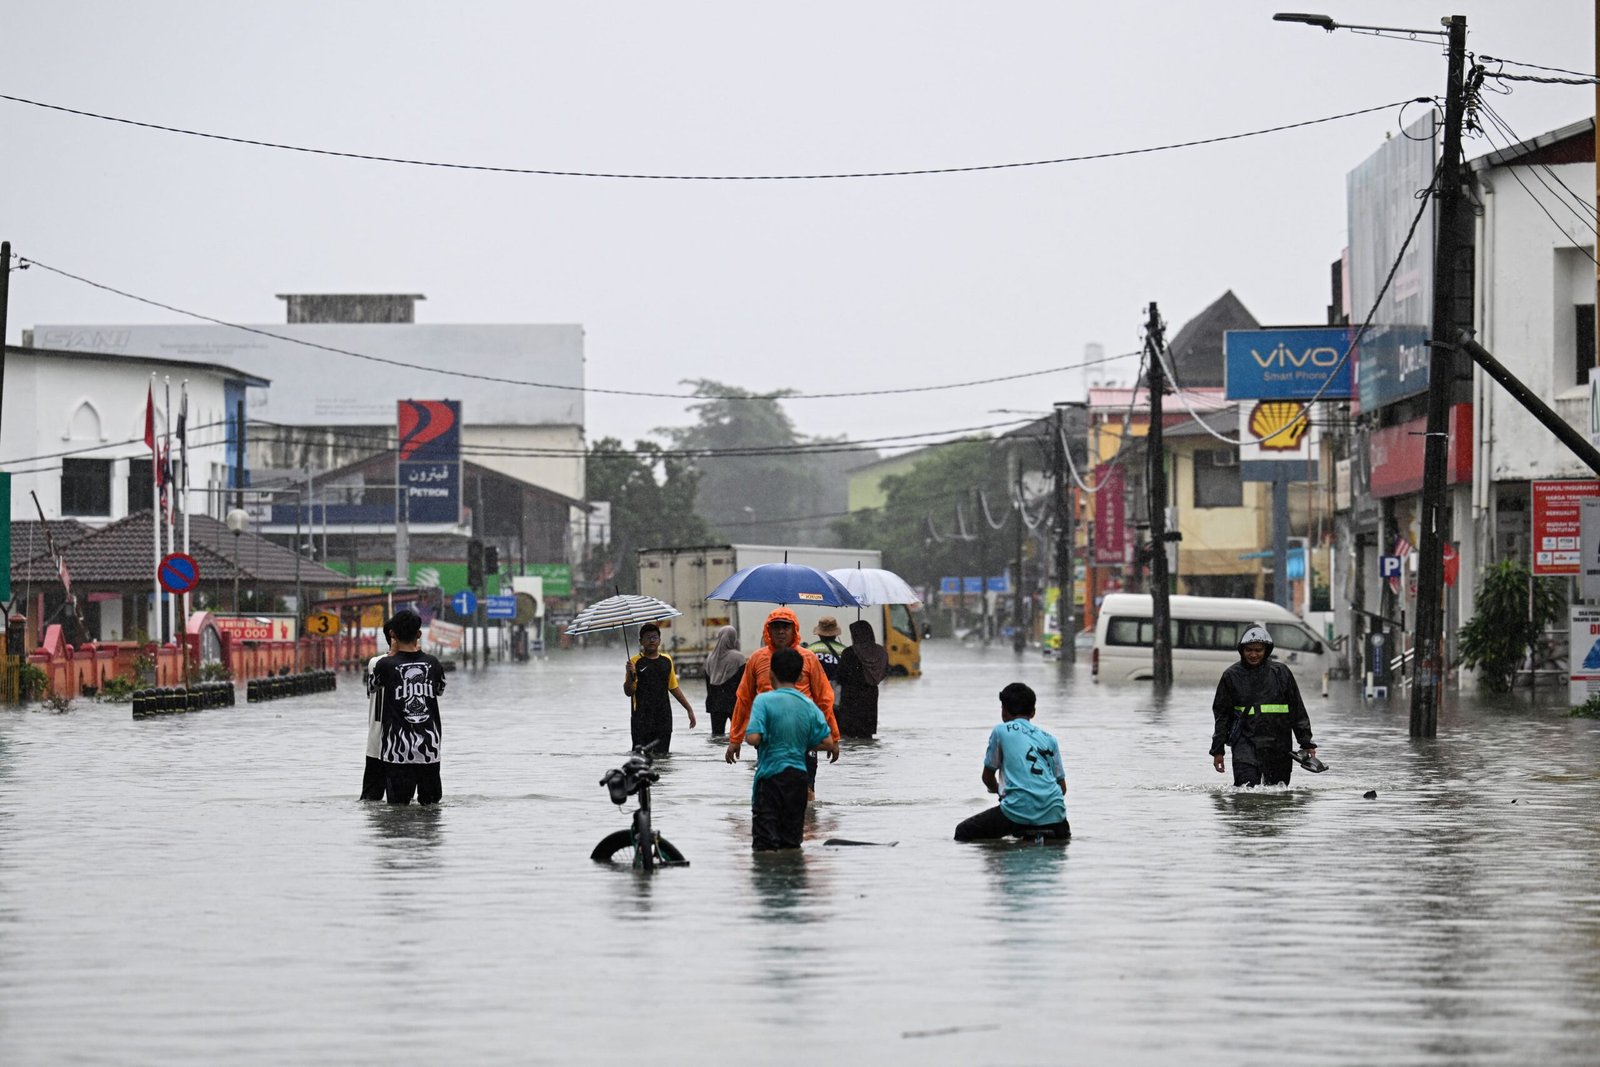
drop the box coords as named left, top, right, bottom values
left=1210, top=624, right=1317, bottom=787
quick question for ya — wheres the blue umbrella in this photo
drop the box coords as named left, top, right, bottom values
left=706, top=563, right=862, bottom=608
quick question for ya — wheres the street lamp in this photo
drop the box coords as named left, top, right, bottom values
left=226, top=508, right=249, bottom=613
left=1277, top=10, right=1467, bottom=739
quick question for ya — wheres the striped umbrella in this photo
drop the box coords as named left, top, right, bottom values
left=565, top=593, right=682, bottom=637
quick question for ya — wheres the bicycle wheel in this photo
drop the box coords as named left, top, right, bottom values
left=635, top=812, right=655, bottom=872
left=654, top=834, right=690, bottom=866
left=590, top=829, right=634, bottom=863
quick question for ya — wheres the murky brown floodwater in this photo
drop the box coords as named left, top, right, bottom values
left=1, top=641, right=1597, bottom=1065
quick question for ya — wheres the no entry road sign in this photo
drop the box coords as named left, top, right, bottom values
left=158, top=552, right=200, bottom=594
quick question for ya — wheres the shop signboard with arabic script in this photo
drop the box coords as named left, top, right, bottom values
left=397, top=400, right=462, bottom=524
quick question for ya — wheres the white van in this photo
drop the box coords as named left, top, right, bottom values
left=1091, top=594, right=1331, bottom=685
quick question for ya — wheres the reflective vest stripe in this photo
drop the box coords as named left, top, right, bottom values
left=1233, top=703, right=1291, bottom=715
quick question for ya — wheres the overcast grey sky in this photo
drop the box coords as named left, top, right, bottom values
left=1, top=2, right=1593, bottom=454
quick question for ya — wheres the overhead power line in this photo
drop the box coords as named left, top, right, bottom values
left=11, top=252, right=1133, bottom=402
left=0, top=94, right=1419, bottom=181
left=0, top=93, right=1419, bottom=181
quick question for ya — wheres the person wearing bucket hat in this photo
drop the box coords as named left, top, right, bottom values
left=1210, top=624, right=1317, bottom=787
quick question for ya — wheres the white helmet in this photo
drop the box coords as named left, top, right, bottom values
left=1238, top=624, right=1274, bottom=654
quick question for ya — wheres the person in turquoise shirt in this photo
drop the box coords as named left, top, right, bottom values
left=954, top=682, right=1070, bottom=841
left=747, top=647, right=838, bottom=850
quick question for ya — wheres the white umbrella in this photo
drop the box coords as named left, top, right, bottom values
left=566, top=593, right=682, bottom=639
left=828, top=567, right=921, bottom=607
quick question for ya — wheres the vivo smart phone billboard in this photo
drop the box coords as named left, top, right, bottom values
left=1224, top=327, right=1357, bottom=401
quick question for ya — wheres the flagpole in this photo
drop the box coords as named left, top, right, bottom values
left=164, top=377, right=176, bottom=651
left=147, top=378, right=161, bottom=645
left=179, top=381, right=190, bottom=681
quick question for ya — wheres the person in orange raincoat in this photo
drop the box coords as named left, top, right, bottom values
left=724, top=607, right=840, bottom=798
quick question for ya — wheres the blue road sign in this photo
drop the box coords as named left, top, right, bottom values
left=451, top=590, right=479, bottom=615
left=483, top=595, right=517, bottom=619
left=1379, top=554, right=1403, bottom=579
left=939, top=577, right=961, bottom=594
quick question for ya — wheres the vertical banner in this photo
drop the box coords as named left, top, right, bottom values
left=397, top=400, right=462, bottom=524
left=1093, top=464, right=1126, bottom=566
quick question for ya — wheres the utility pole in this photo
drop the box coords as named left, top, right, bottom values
left=0, top=241, right=11, bottom=442
left=1146, top=303, right=1173, bottom=689
left=1012, top=453, right=1026, bottom=653
left=1411, top=14, right=1469, bottom=739
left=976, top=487, right=990, bottom=644
left=1052, top=406, right=1071, bottom=663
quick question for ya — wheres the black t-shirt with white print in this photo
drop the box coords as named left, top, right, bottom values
left=374, top=650, right=447, bottom=764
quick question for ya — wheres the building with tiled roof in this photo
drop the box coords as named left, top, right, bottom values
left=11, top=511, right=348, bottom=645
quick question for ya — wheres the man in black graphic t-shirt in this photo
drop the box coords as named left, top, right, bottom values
left=373, top=609, right=448, bottom=804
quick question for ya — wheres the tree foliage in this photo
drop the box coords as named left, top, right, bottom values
left=585, top=437, right=710, bottom=591
left=658, top=380, right=848, bottom=546
left=831, top=439, right=1015, bottom=592
left=1457, top=558, right=1565, bottom=693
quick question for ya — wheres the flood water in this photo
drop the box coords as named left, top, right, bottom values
left=1, top=641, right=1598, bottom=1065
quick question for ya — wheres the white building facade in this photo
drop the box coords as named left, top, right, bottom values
left=1465, top=118, right=1597, bottom=627
left=1, top=345, right=261, bottom=524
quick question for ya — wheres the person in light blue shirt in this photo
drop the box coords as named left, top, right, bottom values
left=747, top=647, right=838, bottom=850
left=954, top=682, right=1070, bottom=841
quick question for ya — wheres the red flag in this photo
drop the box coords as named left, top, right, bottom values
left=144, top=384, right=159, bottom=494
left=58, top=556, right=72, bottom=595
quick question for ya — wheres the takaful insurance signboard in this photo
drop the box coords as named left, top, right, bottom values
left=1532, top=480, right=1600, bottom=575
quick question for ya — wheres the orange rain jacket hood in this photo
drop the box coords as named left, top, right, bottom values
left=728, top=607, right=838, bottom=746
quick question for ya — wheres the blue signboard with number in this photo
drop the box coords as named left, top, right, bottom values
left=483, top=595, right=517, bottom=619
left=451, top=590, right=478, bottom=615
left=1225, top=328, right=1357, bottom=401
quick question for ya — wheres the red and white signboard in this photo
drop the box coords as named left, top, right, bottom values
left=1093, top=464, right=1126, bottom=566
left=212, top=615, right=297, bottom=642
left=1531, top=480, right=1600, bottom=575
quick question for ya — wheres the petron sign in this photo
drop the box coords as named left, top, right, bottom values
left=1224, top=327, right=1356, bottom=401
left=397, top=400, right=462, bottom=524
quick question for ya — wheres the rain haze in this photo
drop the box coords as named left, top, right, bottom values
left=0, top=1, right=1593, bottom=449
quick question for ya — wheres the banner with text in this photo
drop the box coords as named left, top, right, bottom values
left=1093, top=463, right=1126, bottom=566
left=1532, top=480, right=1600, bottom=576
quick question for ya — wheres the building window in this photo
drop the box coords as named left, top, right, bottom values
left=1192, top=450, right=1242, bottom=508
left=128, top=459, right=154, bottom=514
left=62, top=459, right=112, bottom=516
left=1576, top=304, right=1595, bottom=386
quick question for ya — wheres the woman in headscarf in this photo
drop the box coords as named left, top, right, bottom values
left=703, top=624, right=746, bottom=739
left=837, top=619, right=889, bottom=738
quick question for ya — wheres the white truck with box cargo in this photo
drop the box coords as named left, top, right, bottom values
left=635, top=544, right=922, bottom=678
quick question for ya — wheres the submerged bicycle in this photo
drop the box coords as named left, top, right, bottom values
left=590, top=741, right=689, bottom=870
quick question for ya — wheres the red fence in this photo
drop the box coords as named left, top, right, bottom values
left=22, top=623, right=378, bottom=701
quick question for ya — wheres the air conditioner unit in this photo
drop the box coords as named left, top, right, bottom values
left=1211, top=451, right=1238, bottom=467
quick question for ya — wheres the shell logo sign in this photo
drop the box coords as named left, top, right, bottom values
left=1248, top=401, right=1310, bottom=452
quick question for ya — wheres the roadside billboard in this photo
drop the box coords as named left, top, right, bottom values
left=1347, top=113, right=1437, bottom=412
left=397, top=400, right=462, bottom=524
left=1532, top=480, right=1600, bottom=575
left=1224, top=327, right=1356, bottom=401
